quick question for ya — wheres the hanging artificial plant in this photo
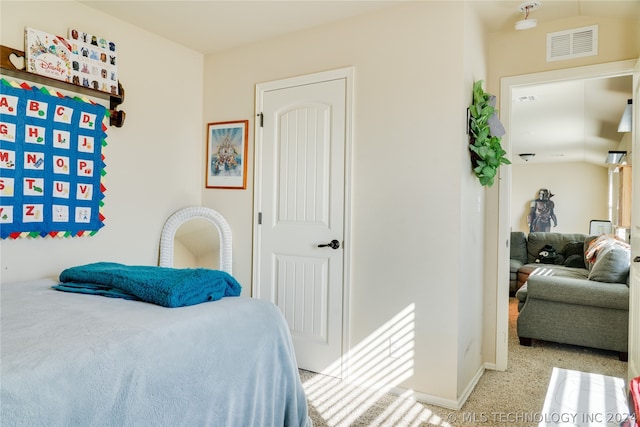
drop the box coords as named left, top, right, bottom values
left=468, top=80, right=510, bottom=187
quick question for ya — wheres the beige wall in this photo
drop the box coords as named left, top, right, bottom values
left=202, top=1, right=486, bottom=403
left=487, top=15, right=639, bottom=95
left=511, top=162, right=609, bottom=234
left=458, top=2, right=489, bottom=397
left=0, top=1, right=204, bottom=283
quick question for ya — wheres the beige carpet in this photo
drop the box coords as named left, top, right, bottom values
left=299, top=297, right=628, bottom=427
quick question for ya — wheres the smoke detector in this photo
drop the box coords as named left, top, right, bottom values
left=515, top=1, right=541, bottom=30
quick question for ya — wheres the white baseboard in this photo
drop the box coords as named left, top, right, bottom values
left=484, top=362, right=497, bottom=371
left=383, top=363, right=487, bottom=410
left=454, top=363, right=487, bottom=409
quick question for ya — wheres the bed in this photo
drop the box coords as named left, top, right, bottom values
left=1, top=207, right=312, bottom=427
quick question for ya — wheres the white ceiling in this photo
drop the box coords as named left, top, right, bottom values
left=79, top=0, right=404, bottom=55
left=79, top=1, right=639, bottom=55
left=80, top=0, right=638, bottom=166
left=511, top=75, right=632, bottom=165
left=471, top=0, right=639, bottom=33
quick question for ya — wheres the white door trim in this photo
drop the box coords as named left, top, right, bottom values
left=252, top=67, right=354, bottom=379
left=497, top=59, right=636, bottom=371
left=628, top=57, right=640, bottom=380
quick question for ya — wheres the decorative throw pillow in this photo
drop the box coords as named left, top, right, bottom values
left=563, top=241, right=584, bottom=258
left=564, top=254, right=586, bottom=269
left=583, top=236, right=598, bottom=270
left=536, top=244, right=558, bottom=264
left=587, top=244, right=631, bottom=283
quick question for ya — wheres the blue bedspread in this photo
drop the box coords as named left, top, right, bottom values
left=55, top=262, right=241, bottom=307
left=1, top=278, right=311, bottom=427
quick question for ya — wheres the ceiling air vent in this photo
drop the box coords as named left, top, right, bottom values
left=547, top=25, right=598, bottom=62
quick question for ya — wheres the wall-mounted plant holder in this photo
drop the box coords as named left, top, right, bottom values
left=0, top=45, right=125, bottom=127
left=468, top=80, right=509, bottom=187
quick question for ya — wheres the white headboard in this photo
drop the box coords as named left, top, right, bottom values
left=159, top=206, right=232, bottom=274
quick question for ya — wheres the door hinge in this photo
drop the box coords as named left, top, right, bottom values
left=258, top=212, right=262, bottom=225
left=257, top=113, right=264, bottom=127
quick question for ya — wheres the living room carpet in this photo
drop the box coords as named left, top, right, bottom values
left=299, top=297, right=628, bottom=427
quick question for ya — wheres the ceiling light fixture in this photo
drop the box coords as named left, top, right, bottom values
left=617, top=99, right=632, bottom=133
left=515, top=1, right=541, bottom=30
left=515, top=95, right=536, bottom=102
left=519, top=153, right=536, bottom=161
left=605, top=150, right=627, bottom=165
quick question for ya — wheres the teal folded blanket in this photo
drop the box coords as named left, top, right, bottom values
left=55, top=262, right=242, bottom=307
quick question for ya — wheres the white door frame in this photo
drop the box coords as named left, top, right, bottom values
left=252, top=67, right=355, bottom=378
left=496, top=59, right=637, bottom=371
left=628, top=57, right=640, bottom=380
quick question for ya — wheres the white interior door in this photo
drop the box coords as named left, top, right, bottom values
left=253, top=69, right=352, bottom=376
left=628, top=57, right=640, bottom=380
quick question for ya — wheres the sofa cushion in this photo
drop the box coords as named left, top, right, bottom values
left=520, top=264, right=589, bottom=280
left=588, top=244, right=631, bottom=284
left=527, top=232, right=588, bottom=264
left=525, top=274, right=629, bottom=310
left=510, top=231, right=527, bottom=265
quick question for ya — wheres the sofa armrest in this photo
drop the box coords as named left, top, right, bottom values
left=526, top=275, right=629, bottom=310
left=510, top=259, right=523, bottom=273
left=510, top=231, right=528, bottom=264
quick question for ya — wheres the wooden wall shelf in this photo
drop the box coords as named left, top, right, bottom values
left=0, top=45, right=125, bottom=127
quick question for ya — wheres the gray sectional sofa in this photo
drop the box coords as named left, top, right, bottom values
left=511, top=232, right=631, bottom=361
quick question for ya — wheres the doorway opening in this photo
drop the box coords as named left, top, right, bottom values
left=496, top=59, right=636, bottom=371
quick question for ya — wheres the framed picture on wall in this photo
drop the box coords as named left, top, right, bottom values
left=205, top=120, right=248, bottom=189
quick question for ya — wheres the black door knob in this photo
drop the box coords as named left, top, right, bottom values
left=634, top=256, right=640, bottom=263
left=318, top=239, right=340, bottom=249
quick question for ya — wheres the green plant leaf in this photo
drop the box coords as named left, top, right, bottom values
left=482, top=166, right=496, bottom=178
left=480, top=105, right=494, bottom=119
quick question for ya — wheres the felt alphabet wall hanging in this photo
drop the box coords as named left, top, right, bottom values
left=0, top=78, right=107, bottom=239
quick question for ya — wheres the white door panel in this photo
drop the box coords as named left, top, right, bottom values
left=254, top=73, right=349, bottom=375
